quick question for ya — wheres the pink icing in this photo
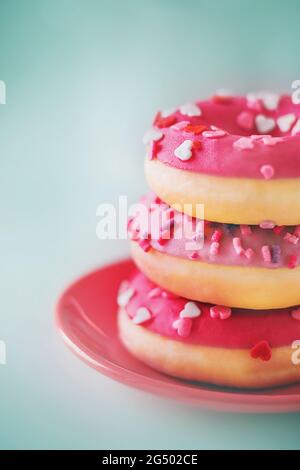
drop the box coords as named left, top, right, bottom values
left=123, top=271, right=300, bottom=348
left=128, top=194, right=300, bottom=268
left=146, top=95, right=300, bottom=178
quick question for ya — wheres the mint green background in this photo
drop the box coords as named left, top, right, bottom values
left=2, top=0, right=300, bottom=449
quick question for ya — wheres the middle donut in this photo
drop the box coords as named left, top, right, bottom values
left=129, top=194, right=300, bottom=310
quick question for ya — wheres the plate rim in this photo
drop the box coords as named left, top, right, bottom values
left=55, top=258, right=300, bottom=413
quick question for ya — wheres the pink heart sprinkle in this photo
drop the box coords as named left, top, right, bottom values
left=244, top=248, right=255, bottom=260
left=173, top=317, right=193, bottom=338
left=237, top=111, right=254, bottom=130
left=233, top=137, right=254, bottom=150
left=291, top=309, right=300, bottom=321
left=260, top=164, right=275, bottom=179
left=260, top=220, right=276, bottom=229
left=210, top=305, right=232, bottom=320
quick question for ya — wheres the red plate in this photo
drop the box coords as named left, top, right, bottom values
left=55, top=259, right=300, bottom=413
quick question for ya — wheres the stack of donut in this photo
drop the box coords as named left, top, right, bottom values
left=118, top=92, right=300, bottom=388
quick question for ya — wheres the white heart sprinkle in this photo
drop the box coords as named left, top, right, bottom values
left=292, top=118, right=300, bottom=136
left=180, top=301, right=201, bottom=318
left=247, top=92, right=279, bottom=111
left=179, top=102, right=201, bottom=117
left=255, top=114, right=276, bottom=134
left=174, top=139, right=193, bottom=161
left=277, top=114, right=296, bottom=133
left=161, top=107, right=176, bottom=118
left=142, top=129, right=163, bottom=145
left=133, top=307, right=151, bottom=324
left=260, top=92, right=280, bottom=111
left=170, top=120, right=190, bottom=131
left=262, top=136, right=283, bottom=146
left=215, top=88, right=232, bottom=97
left=117, top=287, right=135, bottom=307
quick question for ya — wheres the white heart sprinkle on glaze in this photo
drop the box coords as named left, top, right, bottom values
left=292, top=118, right=300, bottom=136
left=117, top=287, right=135, bottom=307
left=174, top=139, right=193, bottom=161
left=179, top=301, right=201, bottom=318
left=202, top=129, right=226, bottom=138
left=260, top=92, right=280, bottom=111
left=142, top=129, right=163, bottom=145
left=179, top=102, right=201, bottom=117
left=277, top=114, right=296, bottom=133
left=133, top=307, right=152, bottom=324
left=170, top=120, right=190, bottom=131
left=161, top=107, right=176, bottom=118
left=255, top=114, right=276, bottom=134
left=233, top=137, right=254, bottom=150
left=262, top=136, right=283, bottom=146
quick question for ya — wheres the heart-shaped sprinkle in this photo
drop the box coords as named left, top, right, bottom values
left=270, top=245, right=281, bottom=263
left=172, top=317, right=193, bottom=338
left=188, top=251, right=198, bottom=260
left=232, top=237, right=244, bottom=255
left=250, top=341, right=272, bottom=361
left=261, top=245, right=271, bottom=262
left=179, top=301, right=201, bottom=319
left=184, top=124, right=208, bottom=135
left=233, top=137, right=254, bottom=150
left=210, top=305, right=232, bottom=320
left=179, top=102, right=201, bottom=117
left=154, top=112, right=177, bottom=128
left=138, top=239, right=151, bottom=252
left=240, top=224, right=252, bottom=236
left=259, top=220, right=275, bottom=229
left=174, top=139, right=193, bottom=161
left=255, top=114, right=276, bottom=134
left=161, top=107, right=176, bottom=118
left=288, top=254, right=298, bottom=269
left=237, top=111, right=254, bottom=130
left=147, top=287, right=162, bottom=298
left=291, top=309, right=300, bottom=321
left=117, top=286, right=135, bottom=307
left=277, top=113, right=296, bottom=133
left=260, top=164, right=275, bottom=179
left=143, top=129, right=163, bottom=145
left=202, top=128, right=226, bottom=138
left=292, top=118, right=300, bottom=136
left=148, top=140, right=162, bottom=160
left=133, top=307, right=152, bottom=324
left=261, top=92, right=280, bottom=111
left=262, top=136, right=283, bottom=146
left=244, top=248, right=255, bottom=260
left=209, top=241, right=219, bottom=256
left=170, top=120, right=190, bottom=131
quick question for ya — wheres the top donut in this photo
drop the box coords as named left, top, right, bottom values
left=144, top=92, right=300, bottom=225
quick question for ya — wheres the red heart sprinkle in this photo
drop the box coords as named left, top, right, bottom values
left=153, top=112, right=177, bottom=128
left=192, top=140, right=202, bottom=151
left=250, top=341, right=272, bottom=361
left=184, top=124, right=208, bottom=135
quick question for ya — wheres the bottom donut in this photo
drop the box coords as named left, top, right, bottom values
left=117, top=271, right=300, bottom=389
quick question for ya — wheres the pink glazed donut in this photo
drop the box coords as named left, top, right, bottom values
left=144, top=93, right=300, bottom=225
left=129, top=194, right=300, bottom=309
left=117, top=270, right=300, bottom=389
